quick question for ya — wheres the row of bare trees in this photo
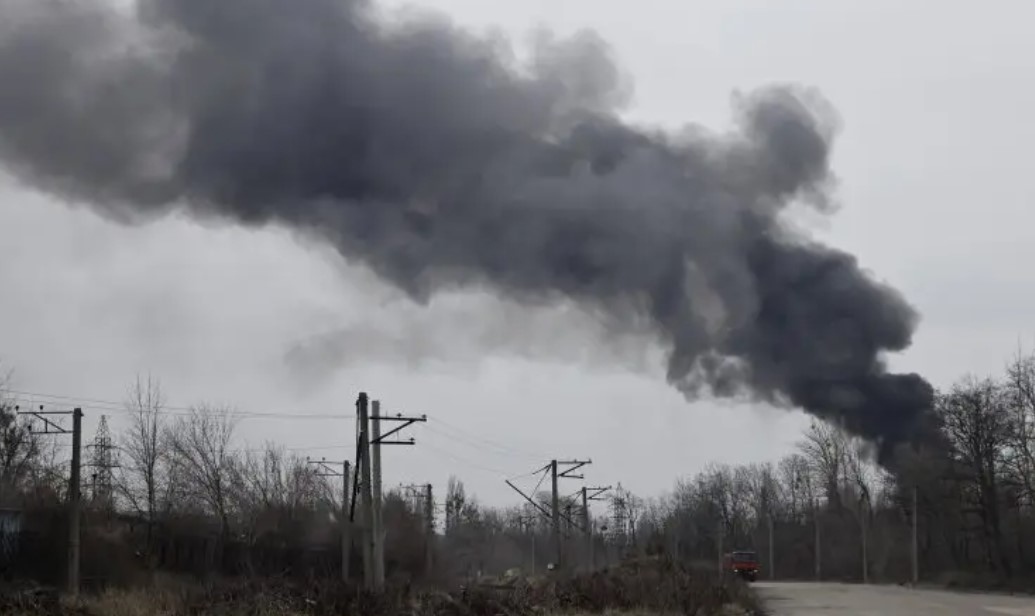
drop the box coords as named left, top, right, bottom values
left=115, top=377, right=339, bottom=558
left=0, top=372, right=345, bottom=574
left=8, top=350, right=1035, bottom=586
left=902, top=351, right=1035, bottom=580
left=626, top=350, right=1035, bottom=586
left=115, top=377, right=631, bottom=580
left=631, top=420, right=893, bottom=581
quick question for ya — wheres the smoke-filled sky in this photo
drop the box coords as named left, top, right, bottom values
left=2, top=0, right=1034, bottom=505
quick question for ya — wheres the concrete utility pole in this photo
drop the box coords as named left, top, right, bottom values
left=582, top=486, right=610, bottom=571
left=861, top=498, right=869, bottom=584
left=670, top=528, right=678, bottom=567
left=717, top=519, right=724, bottom=576
left=424, top=483, right=434, bottom=578
left=371, top=400, right=385, bottom=588
left=547, top=459, right=590, bottom=571
left=912, top=485, right=919, bottom=585
left=19, top=406, right=82, bottom=598
left=815, top=508, right=822, bottom=581
left=401, top=483, right=435, bottom=579
left=564, top=501, right=574, bottom=564
left=505, top=464, right=595, bottom=573
left=768, top=514, right=775, bottom=580
left=357, top=393, right=375, bottom=589
left=530, top=517, right=537, bottom=574
left=308, top=458, right=351, bottom=581
left=69, top=408, right=82, bottom=597
left=581, top=488, right=590, bottom=568
left=368, top=402, right=426, bottom=590
left=342, top=461, right=351, bottom=581
left=551, top=461, right=560, bottom=569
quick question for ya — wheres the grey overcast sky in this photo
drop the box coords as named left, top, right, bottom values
left=1, top=0, right=1033, bottom=506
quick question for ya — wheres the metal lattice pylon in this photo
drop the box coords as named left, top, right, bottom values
left=89, top=416, right=117, bottom=510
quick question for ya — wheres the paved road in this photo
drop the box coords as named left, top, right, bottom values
left=755, top=582, right=1035, bottom=615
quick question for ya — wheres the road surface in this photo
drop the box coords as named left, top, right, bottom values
left=755, top=582, right=1035, bottom=615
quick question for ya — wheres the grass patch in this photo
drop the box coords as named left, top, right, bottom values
left=0, top=557, right=762, bottom=615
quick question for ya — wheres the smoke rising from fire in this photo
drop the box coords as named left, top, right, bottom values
left=0, top=0, right=932, bottom=456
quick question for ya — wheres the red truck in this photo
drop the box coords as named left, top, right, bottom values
left=723, top=550, right=759, bottom=582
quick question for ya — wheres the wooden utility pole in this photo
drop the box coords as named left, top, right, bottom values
left=371, top=400, right=385, bottom=588
left=357, top=393, right=374, bottom=589
left=19, top=406, right=82, bottom=598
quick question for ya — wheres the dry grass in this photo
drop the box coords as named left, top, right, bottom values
left=82, top=587, right=184, bottom=616
left=0, top=557, right=761, bottom=615
left=513, top=557, right=760, bottom=615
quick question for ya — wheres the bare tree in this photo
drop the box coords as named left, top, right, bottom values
left=779, top=453, right=814, bottom=522
left=235, top=442, right=327, bottom=539
left=0, top=365, right=55, bottom=506
left=1005, top=351, right=1035, bottom=508
left=938, top=376, right=1014, bottom=573
left=118, top=375, right=169, bottom=549
left=445, top=476, right=467, bottom=536
left=166, top=405, right=240, bottom=538
left=742, top=463, right=779, bottom=523
left=800, top=420, right=849, bottom=511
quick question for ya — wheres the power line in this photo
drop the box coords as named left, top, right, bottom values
left=47, top=441, right=353, bottom=455
left=431, top=417, right=549, bottom=460
left=237, top=443, right=353, bottom=454
left=420, top=440, right=515, bottom=476
left=420, top=432, right=555, bottom=481
left=423, top=422, right=545, bottom=463
left=1, top=388, right=353, bottom=420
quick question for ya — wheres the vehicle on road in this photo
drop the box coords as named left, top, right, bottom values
left=724, top=550, right=759, bottom=582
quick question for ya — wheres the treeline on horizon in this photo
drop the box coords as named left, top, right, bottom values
left=2, top=347, right=1035, bottom=589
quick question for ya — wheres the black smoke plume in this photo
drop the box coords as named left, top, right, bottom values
left=0, top=0, right=933, bottom=456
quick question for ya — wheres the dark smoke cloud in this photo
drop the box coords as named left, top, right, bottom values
left=0, top=0, right=932, bottom=456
